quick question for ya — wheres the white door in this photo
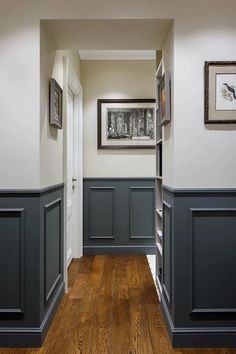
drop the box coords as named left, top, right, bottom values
left=63, top=57, right=83, bottom=290
left=67, top=87, right=75, bottom=267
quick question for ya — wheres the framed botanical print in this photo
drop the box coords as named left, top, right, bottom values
left=157, top=71, right=171, bottom=126
left=49, top=78, right=63, bottom=129
left=97, top=99, right=156, bottom=149
left=204, top=61, right=236, bottom=123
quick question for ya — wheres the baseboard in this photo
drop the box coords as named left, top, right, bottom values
left=83, top=245, right=155, bottom=255
left=40, top=282, right=65, bottom=345
left=0, top=282, right=65, bottom=348
left=173, top=330, right=236, bottom=348
left=161, top=296, right=236, bottom=348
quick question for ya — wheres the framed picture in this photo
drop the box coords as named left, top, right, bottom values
left=157, top=71, right=171, bottom=126
left=204, top=61, right=236, bottom=123
left=97, top=99, right=156, bottom=149
left=49, top=78, right=63, bottom=129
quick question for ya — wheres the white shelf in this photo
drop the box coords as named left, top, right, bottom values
left=155, top=59, right=163, bottom=79
left=156, top=241, right=162, bottom=256
left=155, top=58, right=163, bottom=302
left=156, top=275, right=162, bottom=300
left=156, top=209, right=163, bottom=219
left=156, top=138, right=162, bottom=145
left=146, top=255, right=156, bottom=283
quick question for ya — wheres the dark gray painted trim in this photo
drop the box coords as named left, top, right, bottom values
left=84, top=245, right=155, bottom=255
left=172, top=332, right=236, bottom=349
left=162, top=201, right=172, bottom=306
left=129, top=186, right=155, bottom=239
left=189, top=207, right=236, bottom=314
left=84, top=178, right=155, bottom=255
left=40, top=282, right=64, bottom=345
left=161, top=294, right=174, bottom=343
left=89, top=187, right=115, bottom=239
left=44, top=198, right=62, bottom=305
left=0, top=282, right=64, bottom=348
left=0, top=183, right=64, bottom=347
left=45, top=274, right=62, bottom=306
left=162, top=187, right=236, bottom=348
left=39, top=183, right=64, bottom=195
left=161, top=297, right=236, bottom=348
left=0, top=208, right=25, bottom=315
left=0, top=183, right=64, bottom=196
left=163, top=184, right=236, bottom=195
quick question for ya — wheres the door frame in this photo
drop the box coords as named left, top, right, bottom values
left=63, top=56, right=83, bottom=290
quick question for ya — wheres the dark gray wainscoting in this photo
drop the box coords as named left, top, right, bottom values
left=83, top=178, right=155, bottom=255
left=0, top=183, right=64, bottom=347
left=161, top=185, right=236, bottom=348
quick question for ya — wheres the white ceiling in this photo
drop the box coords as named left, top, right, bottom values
left=43, top=19, right=172, bottom=50
left=78, top=50, right=156, bottom=60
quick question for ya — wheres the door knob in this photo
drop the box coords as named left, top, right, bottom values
left=72, top=177, right=77, bottom=182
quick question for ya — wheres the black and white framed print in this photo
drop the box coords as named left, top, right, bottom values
left=49, top=78, right=63, bottom=129
left=204, top=61, right=236, bottom=123
left=97, top=99, right=156, bottom=149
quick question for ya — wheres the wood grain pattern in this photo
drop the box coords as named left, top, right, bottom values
left=1, top=255, right=236, bottom=354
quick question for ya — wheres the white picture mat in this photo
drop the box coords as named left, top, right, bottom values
left=208, top=65, right=236, bottom=121
left=101, top=102, right=156, bottom=146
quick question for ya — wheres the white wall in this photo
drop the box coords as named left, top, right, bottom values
left=81, top=60, right=156, bottom=177
left=174, top=14, right=236, bottom=188
left=1, top=0, right=236, bottom=188
left=40, top=24, right=81, bottom=187
left=0, top=13, right=40, bottom=188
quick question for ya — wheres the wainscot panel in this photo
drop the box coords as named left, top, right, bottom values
left=83, top=178, right=155, bottom=255
left=161, top=185, right=236, bottom=348
left=0, top=208, right=24, bottom=316
left=0, top=184, right=64, bottom=347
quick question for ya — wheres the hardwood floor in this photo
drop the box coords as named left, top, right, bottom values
left=1, top=255, right=236, bottom=354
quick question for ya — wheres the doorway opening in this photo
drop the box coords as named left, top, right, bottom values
left=42, top=18, right=173, bottom=292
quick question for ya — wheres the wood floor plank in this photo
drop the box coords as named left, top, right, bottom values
left=88, top=255, right=116, bottom=354
left=126, top=256, right=153, bottom=353
left=111, top=256, right=133, bottom=354
left=137, top=256, right=173, bottom=354
left=127, top=256, right=141, bottom=288
left=1, top=255, right=236, bottom=354
left=68, top=258, right=81, bottom=290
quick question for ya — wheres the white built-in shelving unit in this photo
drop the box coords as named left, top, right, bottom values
left=155, top=59, right=164, bottom=299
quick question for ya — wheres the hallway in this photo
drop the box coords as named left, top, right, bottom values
left=2, top=256, right=236, bottom=354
